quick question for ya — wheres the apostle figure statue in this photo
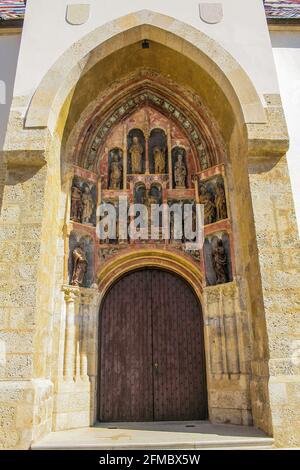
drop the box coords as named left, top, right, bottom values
left=71, top=246, right=88, bottom=287
left=174, top=152, right=187, bottom=188
left=212, top=238, right=228, bottom=285
left=153, top=146, right=165, bottom=174
left=215, top=181, right=227, bottom=221
left=129, top=136, right=143, bottom=174
left=109, top=152, right=122, bottom=190
left=199, top=184, right=216, bottom=225
left=70, top=182, right=82, bottom=222
left=81, top=185, right=94, bottom=224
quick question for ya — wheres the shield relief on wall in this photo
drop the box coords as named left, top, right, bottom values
left=199, top=3, right=223, bottom=24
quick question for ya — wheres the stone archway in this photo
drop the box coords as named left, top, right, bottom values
left=1, top=8, right=295, bottom=451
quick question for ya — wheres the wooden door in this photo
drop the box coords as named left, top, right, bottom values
left=99, top=269, right=207, bottom=422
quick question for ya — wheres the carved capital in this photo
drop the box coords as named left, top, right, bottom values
left=62, top=285, right=80, bottom=303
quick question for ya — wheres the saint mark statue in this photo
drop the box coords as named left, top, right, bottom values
left=129, top=136, right=143, bottom=174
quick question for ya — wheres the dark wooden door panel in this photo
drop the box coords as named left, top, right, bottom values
left=99, top=270, right=153, bottom=421
left=151, top=270, right=207, bottom=421
left=99, top=269, right=207, bottom=422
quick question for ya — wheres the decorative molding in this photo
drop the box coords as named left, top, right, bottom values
left=199, top=3, right=223, bottom=25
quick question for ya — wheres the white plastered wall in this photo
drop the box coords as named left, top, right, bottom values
left=271, top=31, right=300, bottom=234
left=14, top=0, right=279, bottom=105
left=0, top=33, right=21, bottom=149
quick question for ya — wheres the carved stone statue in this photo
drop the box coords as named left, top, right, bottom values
left=215, top=182, right=227, bottom=221
left=129, top=136, right=143, bottom=173
left=199, top=184, right=216, bottom=225
left=71, top=246, right=88, bottom=287
left=70, top=183, right=82, bottom=222
left=109, top=153, right=122, bottom=190
left=81, top=185, right=94, bottom=224
left=174, top=153, right=187, bottom=188
left=153, top=146, right=165, bottom=174
left=212, top=238, right=228, bottom=284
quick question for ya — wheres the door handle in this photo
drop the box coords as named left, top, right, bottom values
left=154, top=362, right=159, bottom=370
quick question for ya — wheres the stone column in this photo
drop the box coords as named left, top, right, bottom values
left=62, top=286, right=80, bottom=380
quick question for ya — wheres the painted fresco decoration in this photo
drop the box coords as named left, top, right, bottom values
left=199, top=175, right=227, bottom=225
left=204, top=232, right=232, bottom=286
left=172, top=147, right=187, bottom=189
left=70, top=176, right=96, bottom=226
left=108, top=148, right=123, bottom=190
left=128, top=129, right=145, bottom=174
left=149, top=128, right=167, bottom=174
left=68, top=232, right=94, bottom=288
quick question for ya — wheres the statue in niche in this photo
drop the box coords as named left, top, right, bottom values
left=174, top=152, right=187, bottom=188
left=70, top=182, right=82, bottom=222
left=215, top=181, right=227, bottom=221
left=129, top=136, right=143, bottom=173
left=199, top=184, right=216, bottom=225
left=81, top=185, right=94, bottom=224
left=71, top=246, right=88, bottom=287
left=211, top=237, right=228, bottom=284
left=109, top=152, right=122, bottom=190
left=153, top=146, right=166, bottom=174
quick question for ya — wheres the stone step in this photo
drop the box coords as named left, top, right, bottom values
left=31, top=422, right=274, bottom=450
